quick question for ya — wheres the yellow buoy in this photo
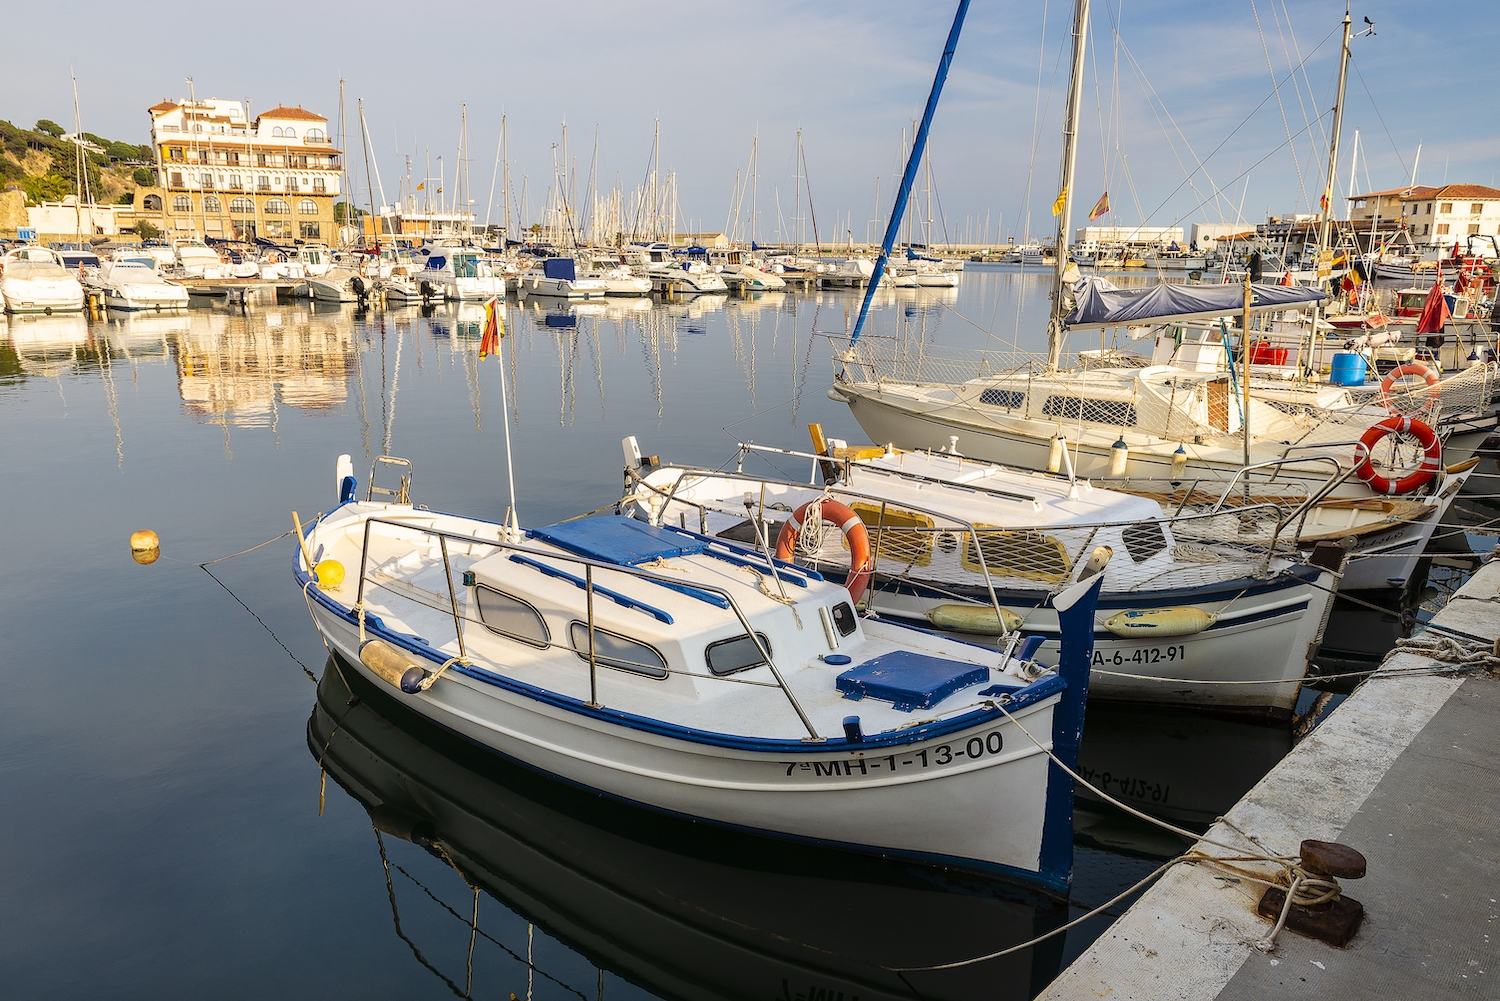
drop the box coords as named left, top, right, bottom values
left=926, top=603, right=1025, bottom=636
left=314, top=559, right=345, bottom=589
left=1104, top=607, right=1216, bottom=638
left=129, top=529, right=160, bottom=565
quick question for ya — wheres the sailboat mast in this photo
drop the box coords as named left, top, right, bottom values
left=358, top=99, right=380, bottom=253
left=1045, top=0, right=1090, bottom=373
left=1316, top=6, right=1354, bottom=263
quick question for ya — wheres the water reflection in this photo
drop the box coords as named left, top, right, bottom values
left=311, top=658, right=1069, bottom=1001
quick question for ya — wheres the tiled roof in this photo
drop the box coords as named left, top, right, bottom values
left=148, top=101, right=180, bottom=114
left=1426, top=183, right=1500, bottom=200
left=255, top=105, right=326, bottom=122
left=1350, top=185, right=1437, bottom=200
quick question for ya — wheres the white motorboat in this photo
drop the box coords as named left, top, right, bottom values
left=822, top=258, right=883, bottom=288
left=296, top=455, right=1109, bottom=893
left=621, top=437, right=1343, bottom=719
left=582, top=256, right=653, bottom=296
left=516, top=258, right=609, bottom=300
left=891, top=262, right=960, bottom=288
left=414, top=243, right=508, bottom=301
left=84, top=249, right=189, bottom=312
left=634, top=245, right=730, bottom=293
left=169, top=239, right=226, bottom=279
left=296, top=267, right=362, bottom=302
left=1, top=246, right=86, bottom=314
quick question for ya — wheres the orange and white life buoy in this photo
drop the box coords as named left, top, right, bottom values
left=774, top=499, right=873, bottom=603
left=1380, top=362, right=1441, bottom=417
left=1353, top=416, right=1442, bottom=495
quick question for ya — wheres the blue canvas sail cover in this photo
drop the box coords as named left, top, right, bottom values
left=1064, top=277, right=1327, bottom=330
left=543, top=258, right=577, bottom=281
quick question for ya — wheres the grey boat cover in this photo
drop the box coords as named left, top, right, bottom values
left=1065, top=277, right=1327, bottom=329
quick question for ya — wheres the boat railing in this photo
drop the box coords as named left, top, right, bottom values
left=345, top=515, right=826, bottom=741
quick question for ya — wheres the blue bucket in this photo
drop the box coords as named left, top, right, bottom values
left=1330, top=352, right=1366, bottom=386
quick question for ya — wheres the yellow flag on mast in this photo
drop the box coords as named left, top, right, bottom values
left=1051, top=187, right=1068, bottom=216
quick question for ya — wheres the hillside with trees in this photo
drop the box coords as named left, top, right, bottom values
left=1, top=118, right=154, bottom=208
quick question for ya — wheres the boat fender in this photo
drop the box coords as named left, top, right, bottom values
left=924, top=603, right=1025, bottom=636
left=1351, top=416, right=1441, bottom=495
left=1170, top=443, right=1189, bottom=481
left=1108, top=436, right=1129, bottom=476
left=339, top=476, right=357, bottom=503
left=842, top=716, right=864, bottom=743
left=359, top=639, right=428, bottom=694
left=775, top=499, right=873, bottom=603
left=1103, top=606, right=1217, bottom=638
left=313, top=559, right=345, bottom=589
left=129, top=529, right=160, bottom=565
left=1047, top=434, right=1065, bottom=473
left=825, top=386, right=851, bottom=403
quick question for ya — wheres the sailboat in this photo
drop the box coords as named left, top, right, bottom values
left=826, top=0, right=1474, bottom=591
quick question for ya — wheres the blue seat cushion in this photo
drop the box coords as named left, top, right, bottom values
left=836, top=652, right=991, bottom=712
left=530, top=516, right=706, bottom=566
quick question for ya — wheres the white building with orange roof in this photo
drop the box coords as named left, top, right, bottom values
left=134, top=97, right=343, bottom=245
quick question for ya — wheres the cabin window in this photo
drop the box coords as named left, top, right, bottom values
left=230, top=197, right=253, bottom=214
left=705, top=633, right=773, bottom=676
left=264, top=198, right=291, bottom=215
left=1122, top=521, right=1167, bottom=563
left=300, top=222, right=321, bottom=239
left=298, top=198, right=318, bottom=215
left=1041, top=395, right=1136, bottom=426
left=962, top=528, right=1072, bottom=583
left=568, top=622, right=668, bottom=678
left=142, top=194, right=162, bottom=211
left=203, top=195, right=221, bottom=212
left=475, top=585, right=549, bottom=648
left=830, top=602, right=857, bottom=636
left=172, top=195, right=191, bottom=211
left=979, top=388, right=1026, bottom=409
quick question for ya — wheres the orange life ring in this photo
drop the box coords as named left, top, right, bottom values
left=1380, top=362, right=1440, bottom=417
left=1352, top=416, right=1442, bottom=496
left=774, top=499, right=872, bottom=603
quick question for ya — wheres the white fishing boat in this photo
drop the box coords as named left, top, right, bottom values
left=516, top=258, right=609, bottom=300
left=414, top=243, right=507, bottom=300
left=621, top=435, right=1344, bottom=718
left=295, top=454, right=1108, bottom=892
left=84, top=249, right=189, bottom=312
left=0, top=246, right=86, bottom=314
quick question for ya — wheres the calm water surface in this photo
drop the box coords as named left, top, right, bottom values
left=0, top=268, right=1447, bottom=998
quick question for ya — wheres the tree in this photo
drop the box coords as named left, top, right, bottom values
left=34, top=119, right=64, bottom=137
left=132, top=167, right=154, bottom=186
left=49, top=145, right=101, bottom=199
left=21, top=174, right=72, bottom=204
left=136, top=220, right=160, bottom=241
left=116, top=192, right=134, bottom=205
left=333, top=201, right=365, bottom=223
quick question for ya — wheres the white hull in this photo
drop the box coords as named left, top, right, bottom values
left=2, top=280, right=86, bottom=314
left=444, top=275, right=509, bottom=300
left=518, top=276, right=609, bottom=299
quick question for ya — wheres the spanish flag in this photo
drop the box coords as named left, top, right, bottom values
left=479, top=297, right=504, bottom=359
left=1051, top=187, right=1068, bottom=217
left=1088, top=191, right=1110, bottom=221
left=416, top=181, right=425, bottom=191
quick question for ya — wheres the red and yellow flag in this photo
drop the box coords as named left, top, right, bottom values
left=1088, top=191, right=1110, bottom=221
left=479, top=297, right=504, bottom=359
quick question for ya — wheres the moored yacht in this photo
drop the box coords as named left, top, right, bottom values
left=516, top=258, right=608, bottom=300
left=84, top=249, right=189, bottom=311
left=0, top=246, right=86, bottom=314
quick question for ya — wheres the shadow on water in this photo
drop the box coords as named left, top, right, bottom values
left=310, top=656, right=1070, bottom=1001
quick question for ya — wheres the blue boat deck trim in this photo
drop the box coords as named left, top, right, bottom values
left=507, top=553, right=675, bottom=624
left=697, top=543, right=811, bottom=587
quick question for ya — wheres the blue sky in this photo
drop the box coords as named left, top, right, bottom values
left=7, top=1, right=1494, bottom=243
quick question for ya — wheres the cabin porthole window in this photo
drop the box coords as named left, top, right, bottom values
left=831, top=602, right=858, bottom=636
left=474, top=585, right=549, bottom=648
left=568, top=622, right=668, bottom=678
left=705, top=633, right=773, bottom=676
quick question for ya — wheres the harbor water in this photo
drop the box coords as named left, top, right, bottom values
left=2, top=269, right=1490, bottom=998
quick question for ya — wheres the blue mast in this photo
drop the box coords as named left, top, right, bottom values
left=846, top=0, right=970, bottom=348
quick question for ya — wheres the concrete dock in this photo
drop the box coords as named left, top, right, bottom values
left=1044, top=562, right=1500, bottom=999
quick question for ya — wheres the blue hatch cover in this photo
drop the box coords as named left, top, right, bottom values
left=836, top=652, right=990, bottom=712
left=543, top=257, right=577, bottom=281
left=529, top=516, right=707, bottom=566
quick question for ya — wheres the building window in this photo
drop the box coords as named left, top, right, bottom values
left=200, top=172, right=214, bottom=187
left=1470, top=224, right=1481, bottom=235
left=1437, top=224, right=1450, bottom=235
left=256, top=152, right=267, bottom=167
left=170, top=171, right=183, bottom=187
left=313, top=177, right=326, bottom=193
left=263, top=220, right=290, bottom=238
left=1473, top=203, right=1485, bottom=215
left=287, top=176, right=299, bottom=192
left=1423, top=224, right=1430, bottom=235
left=264, top=198, right=291, bottom=215
left=170, top=147, right=184, bottom=161
left=230, top=197, right=254, bottom=214
left=306, top=128, right=324, bottom=140
left=228, top=174, right=241, bottom=189
left=1440, top=203, right=1453, bottom=214
left=172, top=195, right=192, bottom=212
left=1426, top=203, right=1433, bottom=214
left=257, top=175, right=270, bottom=191
left=271, top=126, right=283, bottom=138
left=300, top=221, right=321, bottom=240
left=297, top=198, right=318, bottom=215
left=203, top=195, right=222, bottom=212
left=142, top=194, right=162, bottom=211
left=283, top=128, right=295, bottom=139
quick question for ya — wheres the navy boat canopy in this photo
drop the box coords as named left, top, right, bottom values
left=1064, top=277, right=1328, bottom=330
left=543, top=258, right=577, bottom=281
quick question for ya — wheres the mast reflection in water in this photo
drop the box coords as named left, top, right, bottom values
left=309, top=656, right=1070, bottom=1001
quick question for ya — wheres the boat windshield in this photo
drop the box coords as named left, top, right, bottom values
left=4, top=261, right=68, bottom=278
left=453, top=254, right=484, bottom=278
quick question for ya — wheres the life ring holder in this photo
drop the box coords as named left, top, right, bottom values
left=1380, top=362, right=1441, bottom=418
left=774, top=499, right=873, bottom=604
left=1352, top=416, right=1442, bottom=496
